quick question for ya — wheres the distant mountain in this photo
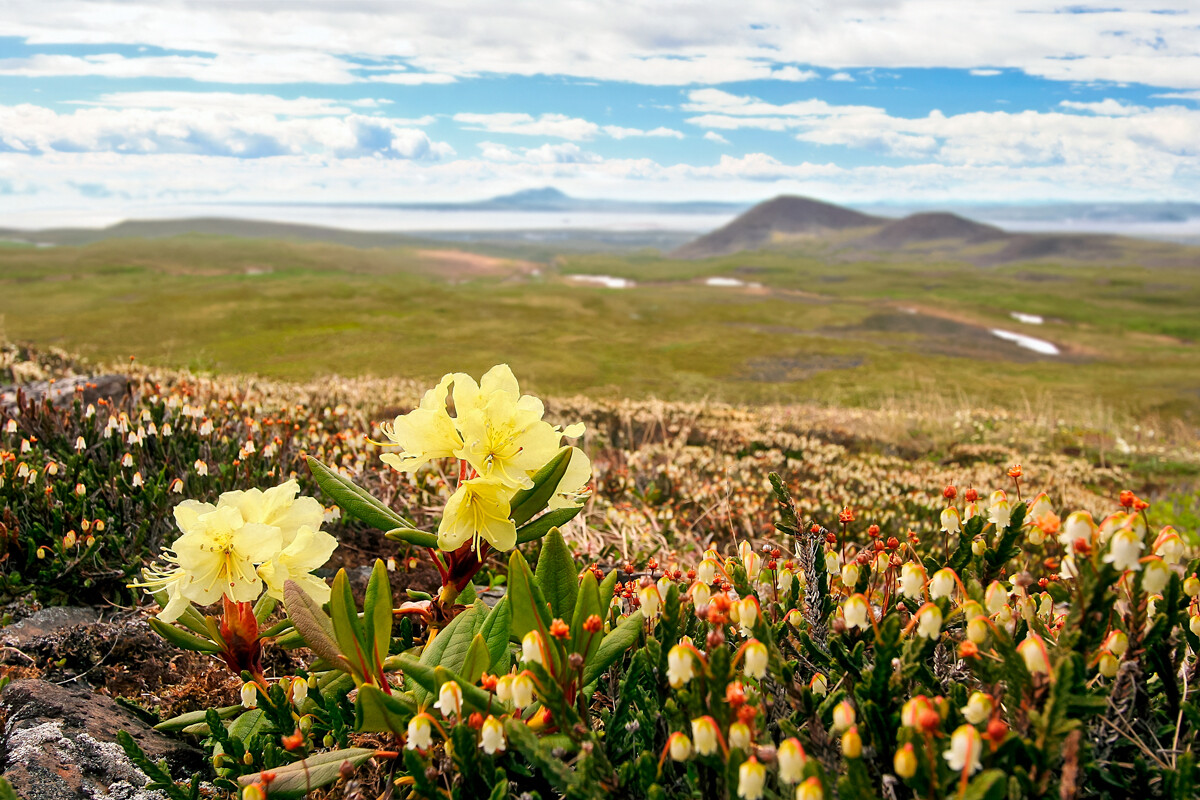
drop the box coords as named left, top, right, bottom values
left=262, top=187, right=750, bottom=215
left=866, top=213, right=1007, bottom=248
left=0, top=218, right=427, bottom=249
left=670, top=195, right=1200, bottom=266
left=671, top=196, right=884, bottom=258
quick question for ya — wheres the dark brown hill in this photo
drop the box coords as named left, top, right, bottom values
left=670, top=195, right=883, bottom=259
left=866, top=212, right=1008, bottom=248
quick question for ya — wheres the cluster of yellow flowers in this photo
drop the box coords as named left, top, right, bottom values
left=379, top=364, right=589, bottom=553
left=137, top=480, right=337, bottom=622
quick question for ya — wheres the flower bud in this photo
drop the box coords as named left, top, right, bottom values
left=1098, top=652, right=1119, bottom=678
left=691, top=716, right=721, bottom=756
left=1141, top=557, right=1171, bottom=594
left=1183, top=575, right=1200, bottom=597
left=406, top=713, right=434, bottom=750
left=840, top=563, right=860, bottom=589
left=667, top=732, right=692, bottom=761
left=480, top=715, right=506, bottom=755
left=511, top=672, right=535, bottom=710
left=832, top=700, right=855, bottom=732
left=944, top=724, right=983, bottom=774
left=290, top=676, right=308, bottom=707
left=841, top=727, right=862, bottom=758
left=522, top=631, right=545, bottom=665
left=667, top=644, right=697, bottom=689
left=743, top=640, right=768, bottom=679
left=1102, top=629, right=1128, bottom=657
left=434, top=681, right=463, bottom=717
left=961, top=692, right=993, bottom=725
left=240, top=682, right=258, bottom=709
left=929, top=568, right=957, bottom=600
left=796, top=777, right=824, bottom=800
left=810, top=673, right=828, bottom=696
left=729, top=721, right=752, bottom=751
left=777, top=737, right=807, bottom=783
left=1017, top=633, right=1051, bottom=676
left=639, top=584, right=662, bottom=619
left=894, top=742, right=918, bottom=778
left=899, top=562, right=925, bottom=599
left=738, top=757, right=766, bottom=800
left=915, top=603, right=943, bottom=640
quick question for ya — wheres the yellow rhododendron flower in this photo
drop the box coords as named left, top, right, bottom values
left=257, top=524, right=339, bottom=604
left=455, top=390, right=562, bottom=489
left=170, top=502, right=280, bottom=605
left=379, top=374, right=463, bottom=474
left=548, top=447, right=592, bottom=510
left=135, top=481, right=335, bottom=621
left=437, top=477, right=519, bottom=552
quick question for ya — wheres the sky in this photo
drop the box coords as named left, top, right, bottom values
left=2, top=1, right=1200, bottom=226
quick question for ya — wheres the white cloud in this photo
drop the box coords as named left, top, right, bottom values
left=454, top=112, right=600, bottom=140
left=703, top=131, right=731, bottom=145
left=1059, top=99, right=1147, bottom=116
left=1, top=1, right=1198, bottom=88
left=828, top=72, right=855, bottom=82
left=681, top=88, right=1200, bottom=170
left=970, top=69, right=1002, bottom=77
left=477, top=141, right=600, bottom=163
left=0, top=104, right=453, bottom=160
left=70, top=91, right=430, bottom=121
left=602, top=125, right=685, bottom=139
left=771, top=66, right=820, bottom=81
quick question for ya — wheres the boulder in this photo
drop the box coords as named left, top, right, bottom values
left=0, top=680, right=207, bottom=800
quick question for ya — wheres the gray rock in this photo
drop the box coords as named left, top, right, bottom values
left=1, top=608, right=102, bottom=649
left=0, top=680, right=207, bottom=800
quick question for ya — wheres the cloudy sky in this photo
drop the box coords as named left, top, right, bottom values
left=2, top=0, right=1199, bottom=225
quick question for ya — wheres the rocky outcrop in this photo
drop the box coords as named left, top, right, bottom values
left=0, top=680, right=206, bottom=800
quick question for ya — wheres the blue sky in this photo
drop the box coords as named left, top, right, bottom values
left=2, top=1, right=1199, bottom=226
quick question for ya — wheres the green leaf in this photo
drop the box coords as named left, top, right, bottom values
left=583, top=610, right=644, bottom=686
left=228, top=708, right=268, bottom=742
left=147, top=619, right=220, bottom=654
left=384, top=526, right=440, bottom=549
left=395, top=654, right=439, bottom=695
left=534, top=527, right=579, bottom=622
left=307, top=456, right=428, bottom=539
left=237, top=748, right=376, bottom=799
left=479, top=596, right=512, bottom=672
left=414, top=603, right=484, bottom=703
left=962, top=769, right=1008, bottom=800
left=154, top=704, right=241, bottom=732
left=509, top=447, right=573, bottom=526
left=462, top=634, right=492, bottom=684
left=283, top=579, right=353, bottom=674
left=508, top=549, right=551, bottom=641
left=330, top=569, right=369, bottom=677
left=0, top=777, right=17, bottom=800
left=355, top=684, right=414, bottom=733
left=515, top=505, right=583, bottom=544
left=363, top=559, right=394, bottom=671
left=252, top=593, right=276, bottom=624
left=599, top=567, right=618, bottom=613
left=569, top=570, right=603, bottom=661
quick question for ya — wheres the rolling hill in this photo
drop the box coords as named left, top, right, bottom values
left=669, top=196, right=884, bottom=258
left=670, top=195, right=1200, bottom=266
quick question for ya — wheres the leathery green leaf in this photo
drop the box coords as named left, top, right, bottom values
left=307, top=455, right=417, bottom=533
left=583, top=610, right=644, bottom=686
left=330, top=569, right=369, bottom=677
left=462, top=633, right=491, bottom=684
left=515, top=505, right=583, bottom=544
left=569, top=570, right=603, bottom=661
left=508, top=549, right=551, bottom=642
left=535, top=527, right=579, bottom=622
left=355, top=684, right=413, bottom=734
left=147, top=619, right=220, bottom=654
left=363, top=559, right=394, bottom=670
left=479, top=596, right=512, bottom=672
left=509, top=446, right=573, bottom=527
left=237, top=748, right=375, bottom=799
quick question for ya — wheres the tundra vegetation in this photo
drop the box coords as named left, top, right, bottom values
left=1, top=346, right=1198, bottom=800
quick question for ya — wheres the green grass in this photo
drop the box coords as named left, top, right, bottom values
left=2, top=234, right=1198, bottom=420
